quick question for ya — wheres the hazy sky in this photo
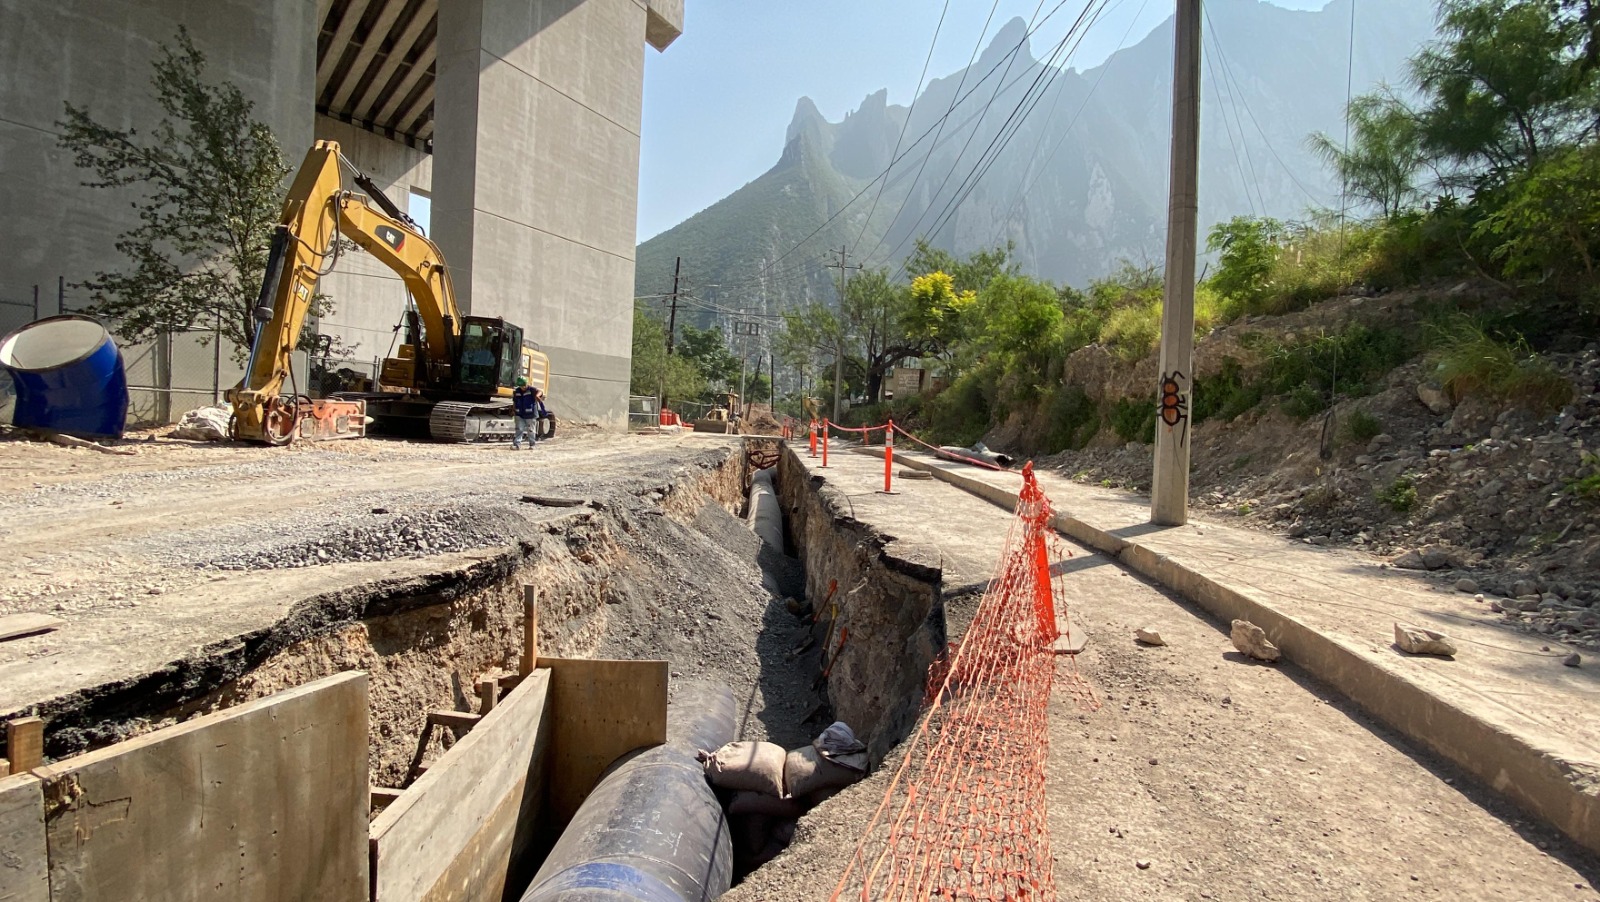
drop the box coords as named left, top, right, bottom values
left=637, top=0, right=1337, bottom=242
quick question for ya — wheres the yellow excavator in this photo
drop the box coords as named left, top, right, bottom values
left=228, top=140, right=550, bottom=445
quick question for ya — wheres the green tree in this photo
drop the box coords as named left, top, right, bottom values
left=777, top=301, right=854, bottom=408
left=1476, top=141, right=1600, bottom=293
left=1410, top=0, right=1598, bottom=185
left=904, top=238, right=1018, bottom=295
left=630, top=308, right=705, bottom=403
left=676, top=325, right=742, bottom=393
left=1308, top=91, right=1428, bottom=217
left=1205, top=217, right=1287, bottom=305
left=57, top=27, right=306, bottom=356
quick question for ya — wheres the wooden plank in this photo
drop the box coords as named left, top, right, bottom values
left=426, top=710, right=481, bottom=733
left=518, top=586, right=539, bottom=676
left=38, top=672, right=368, bottom=902
left=0, top=773, right=47, bottom=902
left=539, top=658, right=669, bottom=823
left=476, top=679, right=498, bottom=715
left=371, top=669, right=552, bottom=902
left=370, top=787, right=404, bottom=813
left=0, top=614, right=62, bottom=643
left=5, top=718, right=42, bottom=773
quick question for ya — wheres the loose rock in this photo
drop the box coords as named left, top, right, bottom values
left=1564, top=653, right=1582, bottom=668
left=1454, top=578, right=1478, bottom=594
left=1231, top=619, right=1280, bottom=662
left=1394, top=623, right=1457, bottom=657
left=1134, top=628, right=1167, bottom=647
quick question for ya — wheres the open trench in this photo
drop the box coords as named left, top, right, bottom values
left=17, top=437, right=949, bottom=895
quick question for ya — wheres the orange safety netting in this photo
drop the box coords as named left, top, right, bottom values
left=830, top=462, right=1088, bottom=901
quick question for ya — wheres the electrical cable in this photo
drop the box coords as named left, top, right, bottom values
left=910, top=0, right=1111, bottom=257
left=1203, top=5, right=1327, bottom=206
left=848, top=0, right=954, bottom=256
left=703, top=0, right=1094, bottom=295
left=999, top=0, right=1150, bottom=233
left=868, top=0, right=1054, bottom=265
left=881, top=0, right=1113, bottom=280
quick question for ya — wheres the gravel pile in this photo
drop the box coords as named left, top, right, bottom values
left=202, top=504, right=517, bottom=571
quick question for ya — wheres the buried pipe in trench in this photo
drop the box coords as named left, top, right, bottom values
left=746, top=467, right=784, bottom=551
left=519, top=681, right=737, bottom=902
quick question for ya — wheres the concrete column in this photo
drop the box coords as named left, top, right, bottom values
left=433, top=0, right=682, bottom=431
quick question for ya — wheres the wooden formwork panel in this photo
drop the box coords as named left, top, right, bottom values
left=369, top=670, right=553, bottom=902
left=0, top=773, right=47, bottom=901
left=539, top=658, right=669, bottom=824
left=34, top=672, right=369, bottom=902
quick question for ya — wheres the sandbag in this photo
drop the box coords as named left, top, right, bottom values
left=785, top=745, right=864, bottom=798
left=702, top=740, right=787, bottom=796
left=728, top=790, right=807, bottom=819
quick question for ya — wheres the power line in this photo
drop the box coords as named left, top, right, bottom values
left=1000, top=0, right=1150, bottom=233
left=883, top=0, right=1114, bottom=280
left=913, top=0, right=1111, bottom=253
left=849, top=0, right=954, bottom=257
left=694, top=0, right=1095, bottom=297
left=1203, top=5, right=1327, bottom=206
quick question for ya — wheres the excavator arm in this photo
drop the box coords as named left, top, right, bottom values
left=228, top=140, right=464, bottom=443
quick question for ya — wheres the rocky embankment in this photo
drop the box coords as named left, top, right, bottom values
left=1040, top=312, right=1600, bottom=653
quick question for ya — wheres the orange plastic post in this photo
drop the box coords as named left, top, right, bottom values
left=883, top=420, right=894, bottom=493
left=809, top=420, right=818, bottom=458
left=821, top=419, right=830, bottom=468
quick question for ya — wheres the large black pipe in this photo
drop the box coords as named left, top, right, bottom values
left=519, top=681, right=736, bottom=902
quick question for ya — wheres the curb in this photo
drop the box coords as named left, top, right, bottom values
left=856, top=445, right=1600, bottom=857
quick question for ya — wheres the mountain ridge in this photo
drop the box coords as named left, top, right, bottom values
left=636, top=0, right=1438, bottom=324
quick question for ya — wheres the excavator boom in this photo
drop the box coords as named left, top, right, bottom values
left=227, top=140, right=547, bottom=445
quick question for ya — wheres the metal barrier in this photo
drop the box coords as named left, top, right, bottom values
left=628, top=395, right=661, bottom=430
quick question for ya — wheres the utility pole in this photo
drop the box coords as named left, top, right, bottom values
left=665, top=256, right=682, bottom=355
left=823, top=245, right=861, bottom=422
left=1151, top=0, right=1202, bottom=526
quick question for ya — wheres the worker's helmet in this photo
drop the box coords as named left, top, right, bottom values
left=516, top=377, right=528, bottom=387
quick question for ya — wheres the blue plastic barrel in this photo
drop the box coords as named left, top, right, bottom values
left=0, top=315, right=129, bottom=439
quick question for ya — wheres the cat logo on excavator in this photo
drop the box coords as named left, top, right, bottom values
left=375, top=225, right=405, bottom=251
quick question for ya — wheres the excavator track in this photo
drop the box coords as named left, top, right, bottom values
left=428, top=400, right=517, bottom=443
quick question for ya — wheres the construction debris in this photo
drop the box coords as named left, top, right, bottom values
left=1135, top=627, right=1167, bottom=647
left=0, top=613, right=63, bottom=643
left=170, top=406, right=232, bottom=441
left=1231, top=619, right=1281, bottom=662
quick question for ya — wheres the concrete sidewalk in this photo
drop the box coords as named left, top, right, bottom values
left=847, top=440, right=1600, bottom=857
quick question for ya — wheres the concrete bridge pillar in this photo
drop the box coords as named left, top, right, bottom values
left=432, top=0, right=682, bottom=430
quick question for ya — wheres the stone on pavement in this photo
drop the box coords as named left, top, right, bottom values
left=1394, top=623, right=1458, bottom=657
left=1231, top=619, right=1280, bottom=662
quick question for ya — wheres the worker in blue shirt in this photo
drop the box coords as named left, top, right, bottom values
left=512, top=378, right=540, bottom=449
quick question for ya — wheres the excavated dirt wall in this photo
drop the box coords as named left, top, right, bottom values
left=35, top=445, right=749, bottom=785
left=775, top=445, right=946, bottom=763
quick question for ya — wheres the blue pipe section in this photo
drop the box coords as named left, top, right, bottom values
left=519, top=681, right=736, bottom=902
left=0, top=315, right=128, bottom=439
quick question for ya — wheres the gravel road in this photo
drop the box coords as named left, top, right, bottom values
left=0, top=431, right=721, bottom=616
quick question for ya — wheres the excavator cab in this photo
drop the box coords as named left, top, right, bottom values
left=454, top=316, right=522, bottom=395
